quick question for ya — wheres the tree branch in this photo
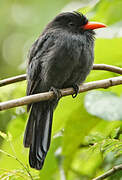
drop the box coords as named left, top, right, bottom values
left=93, top=64, right=122, bottom=74
left=0, top=76, right=122, bottom=111
left=93, top=164, right=122, bottom=180
left=0, top=74, right=26, bottom=87
left=0, top=64, right=122, bottom=87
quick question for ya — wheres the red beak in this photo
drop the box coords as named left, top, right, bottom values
left=83, top=21, right=107, bottom=30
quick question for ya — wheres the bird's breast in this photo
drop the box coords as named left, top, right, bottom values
left=40, top=32, right=94, bottom=90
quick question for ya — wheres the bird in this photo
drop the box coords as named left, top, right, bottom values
left=23, top=11, right=106, bottom=170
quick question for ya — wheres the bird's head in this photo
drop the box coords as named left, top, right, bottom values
left=47, top=12, right=106, bottom=33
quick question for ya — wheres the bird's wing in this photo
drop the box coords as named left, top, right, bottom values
left=26, top=33, right=55, bottom=111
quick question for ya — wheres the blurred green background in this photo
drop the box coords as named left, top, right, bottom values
left=0, top=0, right=122, bottom=179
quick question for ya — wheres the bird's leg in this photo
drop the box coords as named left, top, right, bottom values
left=72, top=84, right=79, bottom=98
left=50, top=86, right=62, bottom=101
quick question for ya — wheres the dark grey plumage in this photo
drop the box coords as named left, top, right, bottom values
left=23, top=12, right=95, bottom=170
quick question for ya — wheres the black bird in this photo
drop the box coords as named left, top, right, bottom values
left=23, top=12, right=106, bottom=170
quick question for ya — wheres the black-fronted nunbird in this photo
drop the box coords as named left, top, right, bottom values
left=23, top=12, right=106, bottom=170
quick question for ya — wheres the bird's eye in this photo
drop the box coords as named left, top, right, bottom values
left=68, top=22, right=74, bottom=27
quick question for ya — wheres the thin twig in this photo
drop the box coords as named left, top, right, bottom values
left=0, top=76, right=122, bottom=111
left=93, top=164, right=122, bottom=180
left=0, top=169, right=28, bottom=180
left=0, top=74, right=26, bottom=87
left=0, top=64, right=122, bottom=87
left=93, top=64, right=122, bottom=74
left=0, top=149, right=33, bottom=180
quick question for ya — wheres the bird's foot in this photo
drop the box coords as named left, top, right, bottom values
left=72, top=84, right=79, bottom=98
left=50, top=86, right=62, bottom=101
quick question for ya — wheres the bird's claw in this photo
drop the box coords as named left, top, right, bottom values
left=50, top=86, right=62, bottom=101
left=72, top=84, right=79, bottom=98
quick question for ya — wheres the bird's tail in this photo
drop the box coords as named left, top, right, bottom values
left=23, top=102, right=54, bottom=170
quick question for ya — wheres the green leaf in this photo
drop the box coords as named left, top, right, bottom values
left=101, top=138, right=122, bottom=157
left=90, top=0, right=122, bottom=25
left=85, top=90, right=122, bottom=121
left=71, top=144, right=102, bottom=177
left=110, top=127, right=120, bottom=139
left=0, top=131, right=12, bottom=141
left=62, top=94, right=100, bottom=174
left=95, top=38, right=122, bottom=68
